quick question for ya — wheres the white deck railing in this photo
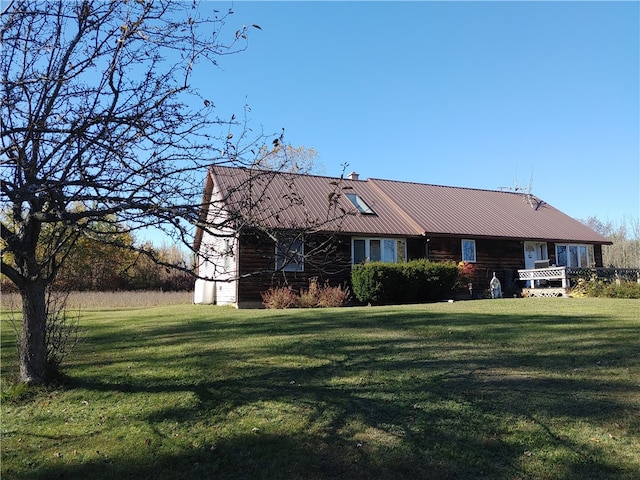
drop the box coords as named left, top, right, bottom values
left=517, top=266, right=569, bottom=289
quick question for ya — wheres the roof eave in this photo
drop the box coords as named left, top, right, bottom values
left=193, top=168, right=216, bottom=253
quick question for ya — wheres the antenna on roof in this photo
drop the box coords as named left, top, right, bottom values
left=522, top=172, right=537, bottom=209
left=499, top=168, right=541, bottom=210
left=520, top=171, right=542, bottom=210
left=499, top=162, right=523, bottom=192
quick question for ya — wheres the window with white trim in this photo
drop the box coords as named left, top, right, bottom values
left=275, top=236, right=304, bottom=272
left=352, top=238, right=406, bottom=264
left=555, top=244, right=594, bottom=268
left=461, top=239, right=476, bottom=263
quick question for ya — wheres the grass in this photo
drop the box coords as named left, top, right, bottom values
left=1, top=297, right=639, bottom=479
left=0, top=290, right=193, bottom=310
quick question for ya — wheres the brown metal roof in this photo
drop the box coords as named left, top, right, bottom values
left=205, top=165, right=610, bottom=244
left=368, top=178, right=611, bottom=244
left=208, top=165, right=422, bottom=236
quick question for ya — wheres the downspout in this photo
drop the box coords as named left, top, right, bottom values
left=423, top=232, right=430, bottom=260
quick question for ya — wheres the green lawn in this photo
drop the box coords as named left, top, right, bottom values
left=1, top=298, right=639, bottom=479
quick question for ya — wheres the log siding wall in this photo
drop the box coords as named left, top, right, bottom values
left=235, top=231, right=606, bottom=304
left=237, top=231, right=352, bottom=306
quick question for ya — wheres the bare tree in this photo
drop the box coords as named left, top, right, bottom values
left=583, top=216, right=640, bottom=268
left=253, top=142, right=322, bottom=174
left=0, top=0, right=271, bottom=384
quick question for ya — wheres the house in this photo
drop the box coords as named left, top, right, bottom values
left=193, top=165, right=611, bottom=307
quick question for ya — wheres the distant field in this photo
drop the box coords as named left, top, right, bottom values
left=1, top=298, right=639, bottom=480
left=0, top=290, right=193, bottom=310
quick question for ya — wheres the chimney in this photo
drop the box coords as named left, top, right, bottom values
left=348, top=172, right=359, bottom=181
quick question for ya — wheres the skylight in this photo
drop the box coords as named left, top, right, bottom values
left=346, top=193, right=376, bottom=215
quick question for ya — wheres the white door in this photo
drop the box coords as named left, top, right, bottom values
left=524, top=242, right=548, bottom=287
left=524, top=242, right=548, bottom=270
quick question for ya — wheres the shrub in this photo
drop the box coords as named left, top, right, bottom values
left=296, top=278, right=321, bottom=308
left=457, top=261, right=476, bottom=285
left=405, top=260, right=461, bottom=301
left=579, top=278, right=640, bottom=299
left=350, top=262, right=405, bottom=305
left=44, top=290, right=83, bottom=376
left=316, top=282, right=351, bottom=308
left=261, top=286, right=298, bottom=309
left=351, top=262, right=386, bottom=305
left=351, top=260, right=459, bottom=305
left=261, top=279, right=352, bottom=309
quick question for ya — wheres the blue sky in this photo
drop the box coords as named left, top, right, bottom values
left=193, top=0, right=638, bottom=228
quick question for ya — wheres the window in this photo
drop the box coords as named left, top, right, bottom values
left=555, top=244, right=594, bottom=268
left=461, top=239, right=476, bottom=263
left=346, top=193, right=376, bottom=215
left=222, top=239, right=235, bottom=271
left=352, top=238, right=406, bottom=264
left=275, top=236, right=304, bottom=272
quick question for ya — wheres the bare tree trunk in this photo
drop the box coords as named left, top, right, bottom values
left=19, top=281, right=48, bottom=384
left=1, top=0, right=269, bottom=383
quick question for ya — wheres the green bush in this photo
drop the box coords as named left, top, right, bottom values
left=351, top=262, right=391, bottom=305
left=583, top=279, right=640, bottom=299
left=351, top=260, right=459, bottom=305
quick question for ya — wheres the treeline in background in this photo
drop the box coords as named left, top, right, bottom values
left=2, top=216, right=637, bottom=294
left=1, top=231, right=193, bottom=293
left=583, top=216, right=640, bottom=268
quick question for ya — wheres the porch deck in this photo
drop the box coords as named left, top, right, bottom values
left=518, top=266, right=640, bottom=297
left=518, top=266, right=569, bottom=297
